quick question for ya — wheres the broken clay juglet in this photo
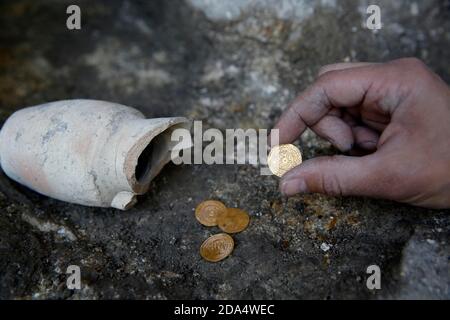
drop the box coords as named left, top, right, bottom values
left=0, top=99, right=191, bottom=210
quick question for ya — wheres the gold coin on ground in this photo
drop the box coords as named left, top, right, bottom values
left=200, top=233, right=234, bottom=262
left=217, top=208, right=250, bottom=234
left=195, top=200, right=227, bottom=227
left=267, top=144, right=302, bottom=177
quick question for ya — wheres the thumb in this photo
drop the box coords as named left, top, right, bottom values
left=280, top=155, right=382, bottom=197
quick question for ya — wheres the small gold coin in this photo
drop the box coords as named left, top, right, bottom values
left=200, top=233, right=234, bottom=262
left=217, top=208, right=250, bottom=234
left=267, top=144, right=302, bottom=177
left=195, top=200, right=227, bottom=227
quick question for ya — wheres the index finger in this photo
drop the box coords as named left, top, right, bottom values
left=272, top=64, right=379, bottom=145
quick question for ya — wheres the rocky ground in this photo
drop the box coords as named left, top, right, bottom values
left=0, top=0, right=449, bottom=299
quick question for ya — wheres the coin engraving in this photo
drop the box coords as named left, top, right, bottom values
left=267, top=144, right=302, bottom=177
left=195, top=200, right=227, bottom=226
left=217, top=208, right=250, bottom=234
left=200, top=233, right=234, bottom=262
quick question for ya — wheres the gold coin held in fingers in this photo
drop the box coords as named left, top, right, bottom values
left=217, top=208, right=250, bottom=234
left=195, top=200, right=227, bottom=227
left=200, top=233, right=234, bottom=262
left=267, top=144, right=302, bottom=177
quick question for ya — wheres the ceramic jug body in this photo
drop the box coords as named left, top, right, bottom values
left=0, top=99, right=190, bottom=210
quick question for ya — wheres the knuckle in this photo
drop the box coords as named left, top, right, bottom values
left=400, top=57, right=425, bottom=67
left=396, top=57, right=430, bottom=75
left=320, top=156, right=345, bottom=196
left=322, top=173, right=343, bottom=196
left=389, top=57, right=436, bottom=92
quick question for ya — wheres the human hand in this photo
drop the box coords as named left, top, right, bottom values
left=272, top=58, right=450, bottom=209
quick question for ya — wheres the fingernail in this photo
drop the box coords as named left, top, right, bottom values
left=342, top=142, right=353, bottom=152
left=281, top=179, right=308, bottom=196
